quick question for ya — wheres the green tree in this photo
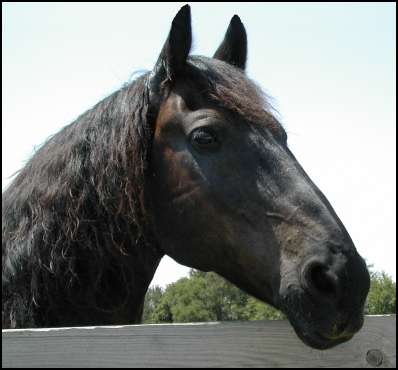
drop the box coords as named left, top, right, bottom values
left=150, top=275, right=218, bottom=323
left=365, top=270, right=396, bottom=315
left=144, top=269, right=285, bottom=323
left=143, top=266, right=395, bottom=324
left=142, top=285, right=164, bottom=323
left=245, top=296, right=285, bottom=321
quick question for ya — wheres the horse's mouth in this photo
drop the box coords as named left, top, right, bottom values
left=278, top=286, right=365, bottom=350
left=292, top=325, right=355, bottom=350
left=285, top=311, right=362, bottom=350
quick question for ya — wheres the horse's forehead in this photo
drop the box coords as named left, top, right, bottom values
left=157, top=93, right=185, bottom=122
left=155, top=77, right=280, bottom=136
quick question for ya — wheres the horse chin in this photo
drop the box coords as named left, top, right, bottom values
left=288, top=319, right=354, bottom=350
left=278, top=288, right=360, bottom=350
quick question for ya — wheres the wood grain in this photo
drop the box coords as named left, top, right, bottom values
left=2, top=315, right=395, bottom=368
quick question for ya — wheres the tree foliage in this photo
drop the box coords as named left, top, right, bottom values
left=365, top=269, right=396, bottom=315
left=142, top=285, right=164, bottom=323
left=143, top=267, right=395, bottom=324
left=143, top=269, right=284, bottom=323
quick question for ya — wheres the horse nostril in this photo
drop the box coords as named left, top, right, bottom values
left=311, top=265, right=337, bottom=295
left=303, top=260, right=339, bottom=299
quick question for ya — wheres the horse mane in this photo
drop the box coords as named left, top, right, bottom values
left=188, top=56, right=279, bottom=125
left=2, top=72, right=158, bottom=326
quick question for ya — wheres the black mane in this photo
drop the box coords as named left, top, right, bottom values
left=2, top=72, right=160, bottom=327
left=188, top=56, right=276, bottom=123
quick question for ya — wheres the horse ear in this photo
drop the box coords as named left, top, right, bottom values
left=213, top=15, right=247, bottom=70
left=149, top=5, right=192, bottom=95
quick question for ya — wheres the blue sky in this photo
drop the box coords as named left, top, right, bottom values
left=2, top=3, right=396, bottom=285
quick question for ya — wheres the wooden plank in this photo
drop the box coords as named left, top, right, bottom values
left=2, top=315, right=395, bottom=368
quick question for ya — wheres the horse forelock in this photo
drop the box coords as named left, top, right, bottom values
left=187, top=56, right=280, bottom=127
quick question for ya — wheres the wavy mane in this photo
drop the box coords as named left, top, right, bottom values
left=2, top=73, right=160, bottom=327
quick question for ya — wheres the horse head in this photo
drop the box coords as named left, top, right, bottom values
left=147, top=5, right=370, bottom=350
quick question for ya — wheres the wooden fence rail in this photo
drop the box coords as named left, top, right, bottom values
left=2, top=315, right=395, bottom=368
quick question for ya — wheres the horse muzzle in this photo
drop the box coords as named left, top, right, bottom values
left=278, top=243, right=370, bottom=349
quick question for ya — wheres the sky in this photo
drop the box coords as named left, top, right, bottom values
left=2, top=3, right=396, bottom=286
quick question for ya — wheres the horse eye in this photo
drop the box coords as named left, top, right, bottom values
left=190, top=128, right=220, bottom=151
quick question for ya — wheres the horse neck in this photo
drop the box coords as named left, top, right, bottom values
left=3, top=154, right=164, bottom=326
left=2, top=83, right=166, bottom=326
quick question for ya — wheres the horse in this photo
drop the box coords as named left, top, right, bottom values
left=2, top=5, right=369, bottom=349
